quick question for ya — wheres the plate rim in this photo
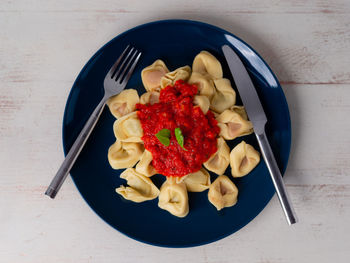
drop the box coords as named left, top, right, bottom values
left=62, top=19, right=292, bottom=248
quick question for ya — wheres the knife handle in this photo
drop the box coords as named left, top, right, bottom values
left=256, top=132, right=298, bottom=225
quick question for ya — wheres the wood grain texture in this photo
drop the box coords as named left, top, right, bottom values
left=1, top=0, right=350, bottom=13
left=0, top=0, right=349, bottom=262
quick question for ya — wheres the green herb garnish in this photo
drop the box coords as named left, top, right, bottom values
left=175, top=127, right=187, bottom=151
left=155, top=129, right=171, bottom=146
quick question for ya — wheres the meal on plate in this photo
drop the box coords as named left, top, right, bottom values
left=106, top=50, right=260, bottom=217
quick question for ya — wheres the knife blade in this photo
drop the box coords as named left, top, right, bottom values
left=222, top=44, right=298, bottom=225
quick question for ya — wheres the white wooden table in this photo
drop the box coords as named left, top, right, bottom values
left=1, top=1, right=349, bottom=262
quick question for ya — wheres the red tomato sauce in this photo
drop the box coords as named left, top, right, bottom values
left=136, top=80, right=220, bottom=177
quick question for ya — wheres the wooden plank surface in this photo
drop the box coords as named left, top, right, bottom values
left=0, top=0, right=349, bottom=262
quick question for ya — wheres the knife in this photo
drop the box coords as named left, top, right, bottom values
left=222, top=44, right=297, bottom=225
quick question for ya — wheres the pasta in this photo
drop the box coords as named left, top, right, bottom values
left=158, top=178, right=189, bottom=217
left=193, top=95, right=210, bottom=114
left=107, top=89, right=139, bottom=119
left=141, top=60, right=169, bottom=92
left=210, top=78, right=236, bottom=113
left=113, top=111, right=143, bottom=142
left=203, top=137, right=230, bottom=175
left=160, top=66, right=191, bottom=89
left=116, top=168, right=160, bottom=202
left=192, top=51, right=223, bottom=79
left=188, top=72, right=215, bottom=99
left=216, top=106, right=253, bottom=140
left=230, top=141, right=260, bottom=177
left=106, top=50, right=261, bottom=217
left=208, top=175, right=238, bottom=210
left=183, top=168, right=211, bottom=192
left=108, top=140, right=144, bottom=169
left=135, top=149, right=157, bottom=177
left=171, top=176, right=187, bottom=184
left=231, top=105, right=248, bottom=119
left=140, top=91, right=160, bottom=105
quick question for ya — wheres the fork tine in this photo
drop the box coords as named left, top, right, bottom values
left=107, top=45, right=130, bottom=78
left=120, top=51, right=142, bottom=86
left=116, top=48, right=139, bottom=84
left=112, top=47, right=135, bottom=79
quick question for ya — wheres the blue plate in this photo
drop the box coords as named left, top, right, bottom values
left=62, top=20, right=291, bottom=247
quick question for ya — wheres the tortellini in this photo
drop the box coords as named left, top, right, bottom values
left=230, top=141, right=260, bottom=177
left=208, top=175, right=238, bottom=211
left=107, top=89, right=139, bottom=119
left=183, top=168, right=211, bottom=192
left=216, top=106, right=253, bottom=140
left=160, top=66, right=191, bottom=89
left=192, top=51, right=223, bottom=79
left=141, top=60, right=169, bottom=92
left=135, top=150, right=157, bottom=177
left=108, top=140, right=144, bottom=169
left=140, top=91, right=160, bottom=105
left=113, top=111, right=143, bottom=142
left=188, top=72, right=215, bottom=99
left=203, top=137, right=230, bottom=175
left=165, top=176, right=187, bottom=184
left=107, top=50, right=262, bottom=217
left=210, top=78, right=236, bottom=113
left=158, top=178, right=189, bottom=218
left=116, top=168, right=160, bottom=202
left=193, top=95, right=210, bottom=114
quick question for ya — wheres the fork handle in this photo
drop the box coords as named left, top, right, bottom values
left=45, top=95, right=108, bottom=198
left=256, top=131, right=298, bottom=225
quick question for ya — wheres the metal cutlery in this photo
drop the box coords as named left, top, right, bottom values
left=222, top=44, right=297, bottom=225
left=45, top=45, right=142, bottom=198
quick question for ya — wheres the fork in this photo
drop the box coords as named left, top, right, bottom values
left=45, top=46, right=142, bottom=198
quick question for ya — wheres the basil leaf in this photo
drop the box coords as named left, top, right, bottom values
left=157, top=128, right=171, bottom=138
left=175, top=127, right=187, bottom=151
left=156, top=129, right=171, bottom=147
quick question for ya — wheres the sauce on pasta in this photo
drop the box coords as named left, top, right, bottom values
left=136, top=80, right=220, bottom=177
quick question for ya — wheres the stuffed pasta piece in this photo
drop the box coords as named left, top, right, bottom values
left=230, top=141, right=260, bottom=177
left=160, top=66, right=191, bottom=89
left=141, top=60, right=169, bottom=92
left=208, top=175, right=238, bottom=211
left=107, top=89, right=139, bottom=119
left=203, top=137, right=230, bottom=175
left=140, top=91, right=160, bottom=105
left=188, top=72, right=215, bottom=99
left=135, top=149, right=157, bottom=177
left=192, top=51, right=223, bottom=79
left=113, top=111, right=143, bottom=142
left=193, top=95, right=210, bottom=114
left=210, top=78, right=236, bottom=113
left=107, top=140, right=143, bottom=169
left=116, top=168, right=160, bottom=203
left=216, top=106, right=253, bottom=140
left=183, top=168, right=211, bottom=192
left=158, top=178, right=189, bottom=218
